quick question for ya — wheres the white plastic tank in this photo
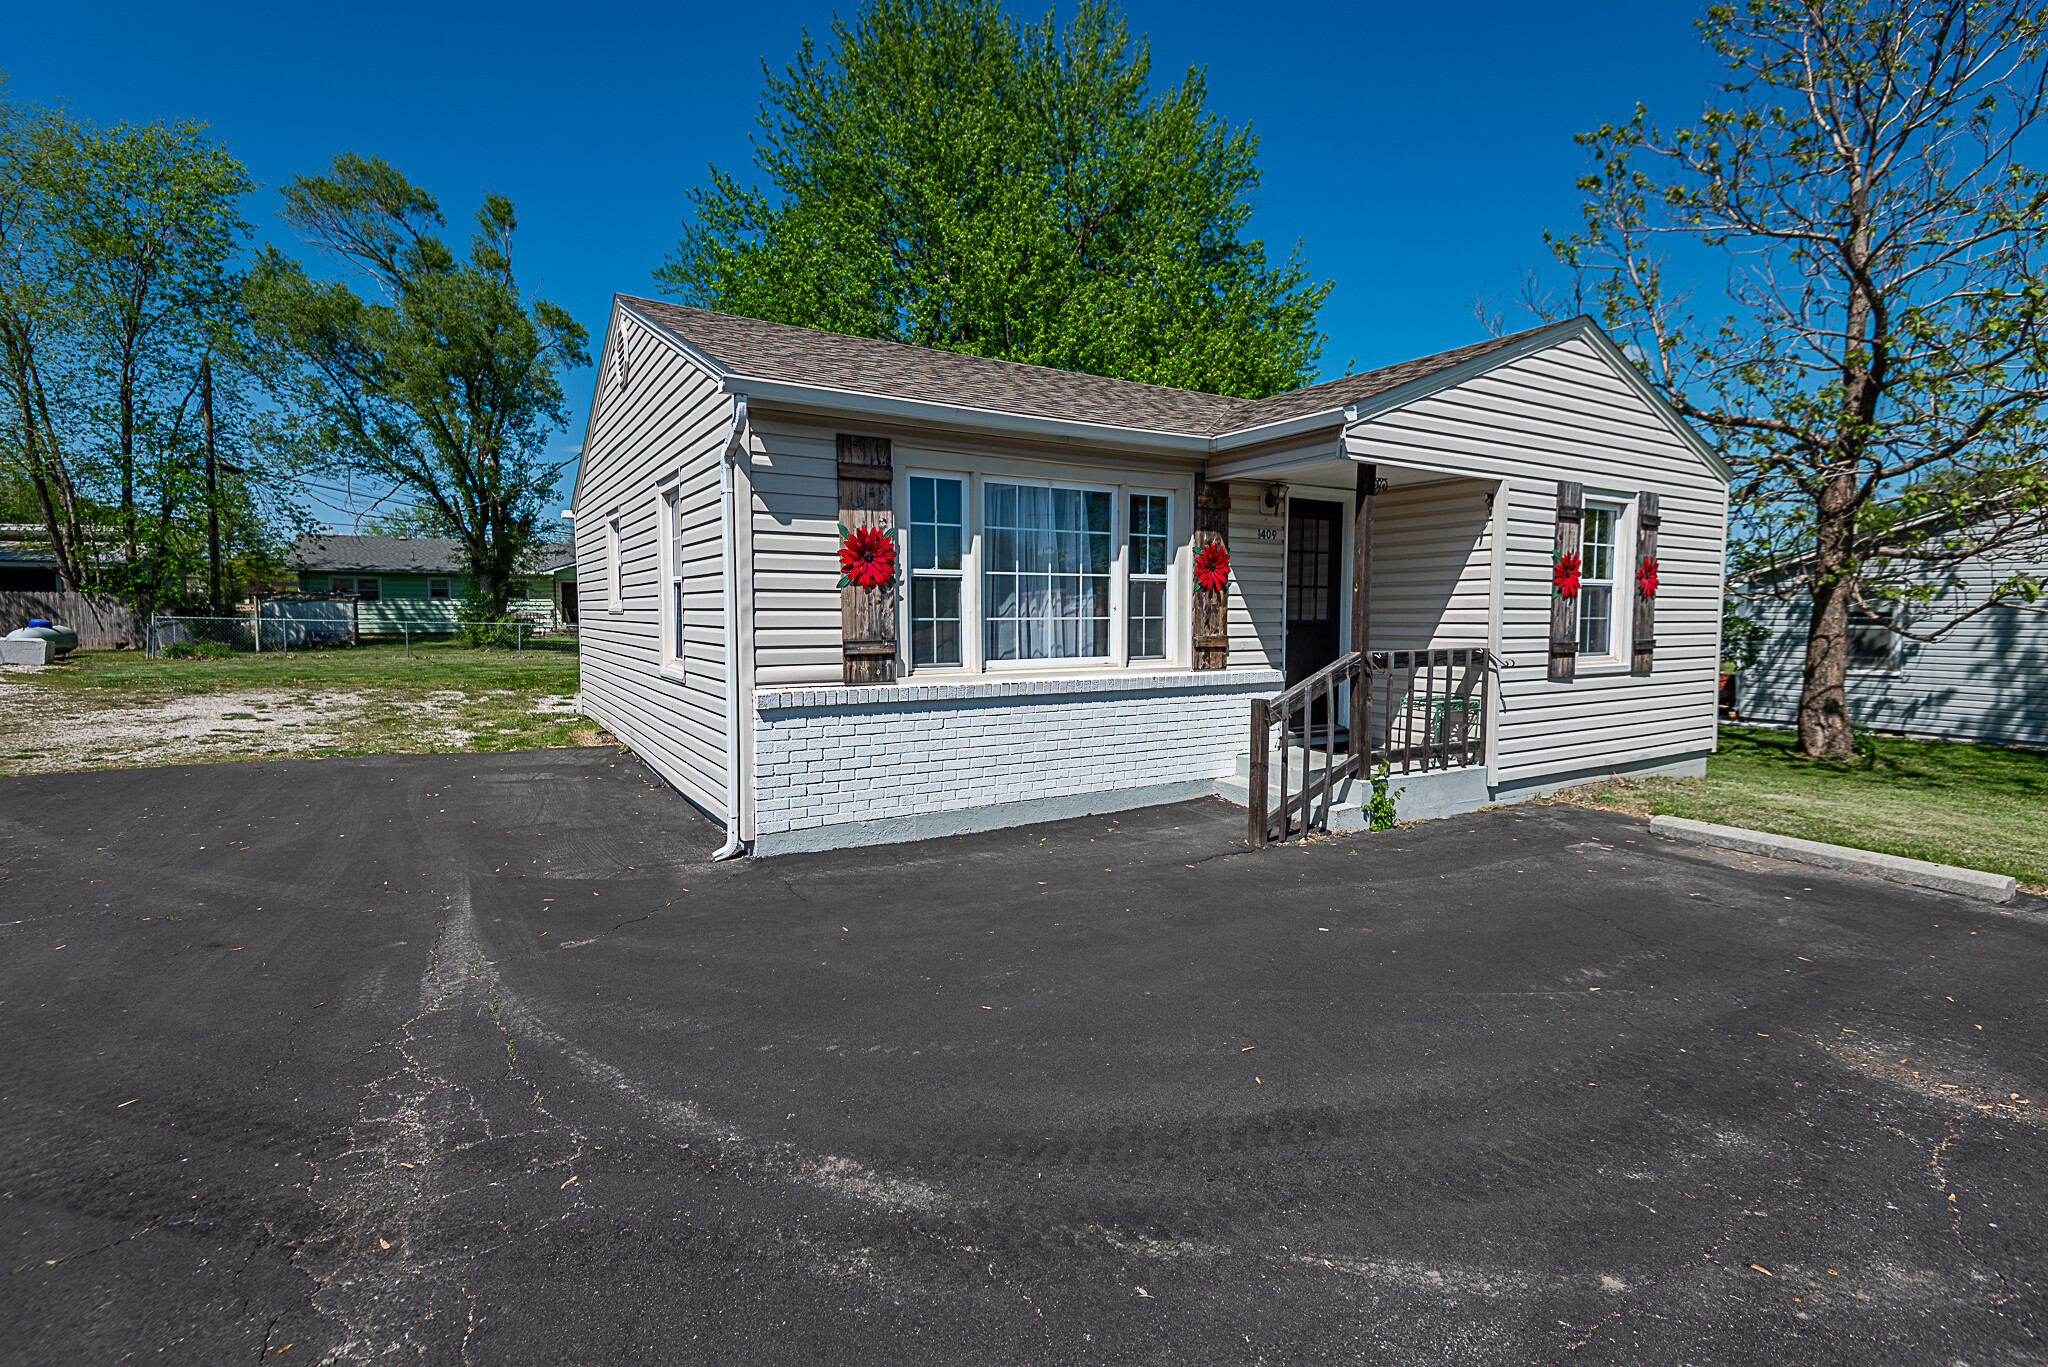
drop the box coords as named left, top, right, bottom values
left=6, top=619, right=78, bottom=654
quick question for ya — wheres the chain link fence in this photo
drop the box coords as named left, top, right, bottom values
left=147, top=615, right=296, bottom=658
left=148, top=614, right=578, bottom=658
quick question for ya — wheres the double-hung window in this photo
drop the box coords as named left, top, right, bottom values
left=983, top=482, right=1112, bottom=661
left=909, top=475, right=965, bottom=666
left=428, top=578, right=451, bottom=600
left=1127, top=493, right=1170, bottom=659
left=331, top=576, right=381, bottom=602
left=1578, top=502, right=1621, bottom=657
left=1847, top=608, right=1895, bottom=671
left=665, top=490, right=685, bottom=665
left=604, top=517, right=622, bottom=612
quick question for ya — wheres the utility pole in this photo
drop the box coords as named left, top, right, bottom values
left=202, top=359, right=221, bottom=612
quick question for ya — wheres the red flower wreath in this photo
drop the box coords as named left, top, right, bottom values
left=836, top=523, right=897, bottom=590
left=1193, top=541, right=1232, bottom=593
left=1552, top=552, right=1582, bottom=598
left=1635, top=554, right=1660, bottom=597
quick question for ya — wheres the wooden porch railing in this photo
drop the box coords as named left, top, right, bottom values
left=1248, top=647, right=1492, bottom=845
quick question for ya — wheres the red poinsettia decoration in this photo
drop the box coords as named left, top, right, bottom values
left=1636, top=554, right=1660, bottom=597
left=1552, top=552, right=1582, bottom=598
left=836, top=523, right=898, bottom=590
left=1193, top=541, right=1232, bottom=593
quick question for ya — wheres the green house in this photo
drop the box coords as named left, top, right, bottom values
left=290, top=535, right=577, bottom=633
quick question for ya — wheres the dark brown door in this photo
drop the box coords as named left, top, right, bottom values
left=1286, top=499, right=1343, bottom=726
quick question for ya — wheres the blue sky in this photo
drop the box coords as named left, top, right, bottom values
left=5, top=0, right=1726, bottom=530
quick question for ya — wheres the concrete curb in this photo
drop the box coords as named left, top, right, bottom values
left=1648, top=815, right=2017, bottom=904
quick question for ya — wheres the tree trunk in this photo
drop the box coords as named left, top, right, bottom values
left=1797, top=483, right=1859, bottom=759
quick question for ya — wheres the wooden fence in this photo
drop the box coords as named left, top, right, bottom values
left=0, top=591, right=145, bottom=649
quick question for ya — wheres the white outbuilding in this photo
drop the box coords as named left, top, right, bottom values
left=570, top=298, right=1728, bottom=857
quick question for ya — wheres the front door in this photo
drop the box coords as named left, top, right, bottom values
left=1285, top=499, right=1343, bottom=726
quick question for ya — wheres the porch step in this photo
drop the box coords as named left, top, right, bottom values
left=1213, top=754, right=1496, bottom=828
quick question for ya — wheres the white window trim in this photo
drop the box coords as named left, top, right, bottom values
left=428, top=577, right=452, bottom=600
left=1124, top=487, right=1175, bottom=665
left=1575, top=495, right=1632, bottom=672
left=656, top=484, right=686, bottom=677
left=905, top=471, right=968, bottom=671
left=604, top=514, right=623, bottom=614
left=898, top=460, right=1192, bottom=679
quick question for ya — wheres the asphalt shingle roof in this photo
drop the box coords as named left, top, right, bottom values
left=620, top=296, right=1572, bottom=439
left=290, top=536, right=572, bottom=576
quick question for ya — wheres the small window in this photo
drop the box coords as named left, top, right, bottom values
left=909, top=475, right=964, bottom=667
left=665, top=490, right=686, bottom=665
left=429, top=578, right=451, bottom=600
left=605, top=517, right=623, bottom=611
left=1847, top=608, right=1894, bottom=671
left=506, top=581, right=529, bottom=600
left=1578, top=503, right=1620, bottom=657
left=1127, top=492, right=1170, bottom=660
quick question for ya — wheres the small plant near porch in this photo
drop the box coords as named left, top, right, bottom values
left=1366, top=764, right=1404, bottom=831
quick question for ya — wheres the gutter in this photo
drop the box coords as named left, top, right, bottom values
left=712, top=394, right=751, bottom=861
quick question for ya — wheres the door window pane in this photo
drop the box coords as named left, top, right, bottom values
left=910, top=475, right=965, bottom=666
left=984, top=483, right=1112, bottom=660
left=1288, top=513, right=1333, bottom=622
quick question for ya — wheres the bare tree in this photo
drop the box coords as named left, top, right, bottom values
left=1532, top=0, right=2048, bottom=758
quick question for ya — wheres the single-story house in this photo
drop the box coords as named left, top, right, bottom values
left=290, top=535, right=577, bottom=632
left=571, top=296, right=1730, bottom=857
left=1733, top=537, right=2046, bottom=747
left=0, top=525, right=63, bottom=592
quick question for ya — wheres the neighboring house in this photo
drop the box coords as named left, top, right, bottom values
left=1735, top=538, right=2046, bottom=747
left=0, top=525, right=63, bottom=591
left=571, top=297, right=1730, bottom=857
left=290, top=535, right=577, bottom=632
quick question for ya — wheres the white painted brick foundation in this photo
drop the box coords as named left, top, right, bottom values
left=751, top=669, right=1282, bottom=853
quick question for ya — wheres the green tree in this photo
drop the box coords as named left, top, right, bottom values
left=657, top=0, right=1330, bottom=399
left=1528, top=0, right=2048, bottom=759
left=361, top=502, right=458, bottom=538
left=244, top=154, right=589, bottom=624
left=0, top=89, right=288, bottom=614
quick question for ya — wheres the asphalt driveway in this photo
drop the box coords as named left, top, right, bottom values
left=3, top=749, right=2044, bottom=1365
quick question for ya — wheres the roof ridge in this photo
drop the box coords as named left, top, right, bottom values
left=619, top=297, right=1592, bottom=440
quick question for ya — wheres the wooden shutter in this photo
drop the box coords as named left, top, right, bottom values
left=1192, top=477, right=1230, bottom=670
left=1630, top=491, right=1660, bottom=675
left=838, top=433, right=896, bottom=684
left=1548, top=480, right=1583, bottom=682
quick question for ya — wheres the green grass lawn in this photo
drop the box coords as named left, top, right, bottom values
left=1554, top=725, right=2048, bottom=889
left=37, top=638, right=580, bottom=693
left=0, top=641, right=598, bottom=776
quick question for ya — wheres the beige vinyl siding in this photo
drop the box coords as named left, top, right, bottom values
left=745, top=416, right=844, bottom=686
left=1225, top=480, right=1282, bottom=669
left=1368, top=478, right=1495, bottom=651
left=1344, top=335, right=1726, bottom=785
left=574, top=309, right=735, bottom=816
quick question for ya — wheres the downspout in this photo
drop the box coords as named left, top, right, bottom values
left=712, top=393, right=751, bottom=860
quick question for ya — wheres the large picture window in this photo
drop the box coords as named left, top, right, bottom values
left=1127, top=492, right=1169, bottom=659
left=1578, top=501, right=1620, bottom=657
left=983, top=482, right=1112, bottom=661
left=909, top=475, right=964, bottom=666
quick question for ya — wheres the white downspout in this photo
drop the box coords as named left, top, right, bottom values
left=712, top=393, right=751, bottom=860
